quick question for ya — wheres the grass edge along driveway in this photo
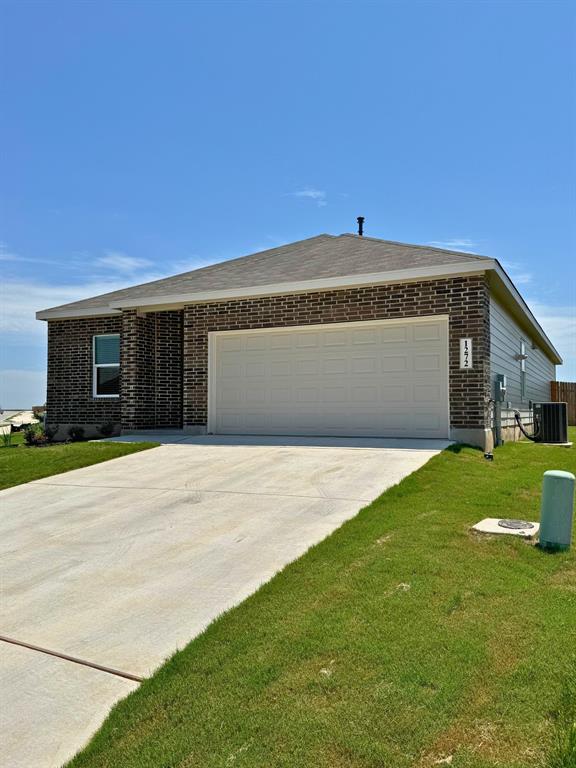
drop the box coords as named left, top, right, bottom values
left=63, top=432, right=574, bottom=768
left=0, top=439, right=158, bottom=490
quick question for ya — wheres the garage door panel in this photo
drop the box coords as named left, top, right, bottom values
left=414, top=354, right=441, bottom=371
left=245, top=388, right=266, bottom=403
left=220, top=336, right=243, bottom=352
left=270, top=360, right=290, bottom=376
left=351, top=358, right=377, bottom=374
left=270, top=388, right=292, bottom=404
left=380, top=385, right=409, bottom=402
left=351, top=328, right=380, bottom=345
left=323, top=387, right=349, bottom=403
left=323, top=330, right=347, bottom=346
left=211, top=318, right=449, bottom=438
left=381, top=356, right=408, bottom=372
left=296, top=333, right=319, bottom=348
left=323, top=358, right=347, bottom=375
left=351, top=386, right=379, bottom=403
left=414, top=384, right=442, bottom=402
left=220, top=362, right=243, bottom=379
left=378, top=326, right=408, bottom=344
left=245, top=361, right=266, bottom=377
left=295, top=388, right=319, bottom=403
left=413, top=322, right=442, bottom=342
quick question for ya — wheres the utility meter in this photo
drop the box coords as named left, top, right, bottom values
left=495, top=374, right=507, bottom=402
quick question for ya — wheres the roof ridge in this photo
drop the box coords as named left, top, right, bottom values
left=337, top=233, right=490, bottom=261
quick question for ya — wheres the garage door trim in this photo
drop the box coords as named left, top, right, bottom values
left=207, top=315, right=450, bottom=437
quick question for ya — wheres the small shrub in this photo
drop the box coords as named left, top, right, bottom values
left=68, top=425, right=85, bottom=442
left=1, top=427, right=12, bottom=448
left=99, top=421, right=115, bottom=438
left=23, top=425, right=37, bottom=446
left=23, top=425, right=48, bottom=447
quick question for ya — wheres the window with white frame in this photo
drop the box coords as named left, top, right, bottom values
left=93, top=334, right=120, bottom=397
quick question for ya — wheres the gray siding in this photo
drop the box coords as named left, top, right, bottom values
left=489, top=296, right=555, bottom=425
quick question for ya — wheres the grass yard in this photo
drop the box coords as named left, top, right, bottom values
left=0, top=436, right=158, bottom=490
left=68, top=433, right=576, bottom=768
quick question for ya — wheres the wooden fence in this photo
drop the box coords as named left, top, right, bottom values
left=551, top=381, right=576, bottom=426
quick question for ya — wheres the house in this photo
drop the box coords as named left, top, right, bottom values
left=36, top=233, right=561, bottom=449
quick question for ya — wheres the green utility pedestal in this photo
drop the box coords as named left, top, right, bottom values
left=539, top=470, right=575, bottom=551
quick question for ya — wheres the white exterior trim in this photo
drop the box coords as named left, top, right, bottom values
left=36, top=261, right=487, bottom=320
left=109, top=261, right=489, bottom=310
left=92, top=334, right=121, bottom=399
left=207, top=315, right=451, bottom=437
left=35, top=257, right=561, bottom=365
left=36, top=306, right=121, bottom=320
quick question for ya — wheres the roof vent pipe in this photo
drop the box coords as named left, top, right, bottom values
left=357, top=216, right=365, bottom=237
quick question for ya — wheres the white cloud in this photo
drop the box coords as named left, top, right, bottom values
left=290, top=188, right=328, bottom=207
left=0, top=370, right=46, bottom=409
left=527, top=299, right=576, bottom=380
left=427, top=238, right=479, bottom=253
left=0, top=255, right=211, bottom=338
left=0, top=277, right=145, bottom=336
left=95, top=251, right=153, bottom=273
left=0, top=243, right=21, bottom=262
left=500, top=260, right=533, bottom=286
left=0, top=242, right=43, bottom=264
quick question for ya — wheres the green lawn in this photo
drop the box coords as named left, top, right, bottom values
left=0, top=436, right=158, bottom=490
left=66, top=432, right=575, bottom=768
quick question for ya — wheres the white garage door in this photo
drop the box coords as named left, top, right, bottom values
left=208, top=316, right=449, bottom=438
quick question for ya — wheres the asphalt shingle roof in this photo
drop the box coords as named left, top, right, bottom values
left=41, top=234, right=491, bottom=313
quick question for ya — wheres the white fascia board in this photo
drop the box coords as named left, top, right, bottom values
left=35, top=259, right=562, bottom=364
left=491, top=262, right=562, bottom=365
left=36, top=306, right=121, bottom=321
left=108, top=261, right=492, bottom=311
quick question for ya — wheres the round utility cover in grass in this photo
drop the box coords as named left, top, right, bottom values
left=498, top=519, right=535, bottom=530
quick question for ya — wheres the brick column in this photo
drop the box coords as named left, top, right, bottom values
left=447, top=277, right=492, bottom=446
left=155, top=311, right=183, bottom=428
left=120, top=309, right=156, bottom=430
left=182, top=305, right=208, bottom=432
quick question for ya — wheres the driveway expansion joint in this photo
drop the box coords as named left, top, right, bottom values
left=30, top=481, right=372, bottom=502
left=0, top=635, right=144, bottom=683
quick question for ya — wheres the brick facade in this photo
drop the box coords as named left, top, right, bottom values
left=47, top=315, right=122, bottom=428
left=155, top=311, right=183, bottom=428
left=46, top=276, right=490, bottom=439
left=183, top=276, right=491, bottom=431
left=120, top=310, right=156, bottom=430
left=46, top=310, right=183, bottom=433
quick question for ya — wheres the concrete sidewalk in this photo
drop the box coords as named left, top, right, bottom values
left=0, top=436, right=448, bottom=767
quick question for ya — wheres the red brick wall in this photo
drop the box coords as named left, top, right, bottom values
left=46, top=310, right=183, bottom=431
left=46, top=316, right=122, bottom=427
left=183, top=276, right=491, bottom=430
left=155, top=311, right=183, bottom=428
left=121, top=310, right=156, bottom=430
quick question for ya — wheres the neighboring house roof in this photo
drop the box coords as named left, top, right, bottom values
left=36, top=233, right=562, bottom=364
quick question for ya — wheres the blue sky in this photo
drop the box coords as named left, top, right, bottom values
left=1, top=0, right=574, bottom=407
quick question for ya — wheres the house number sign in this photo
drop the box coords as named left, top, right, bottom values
left=460, top=338, right=473, bottom=369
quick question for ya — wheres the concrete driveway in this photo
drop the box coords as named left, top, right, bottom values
left=0, top=434, right=448, bottom=767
